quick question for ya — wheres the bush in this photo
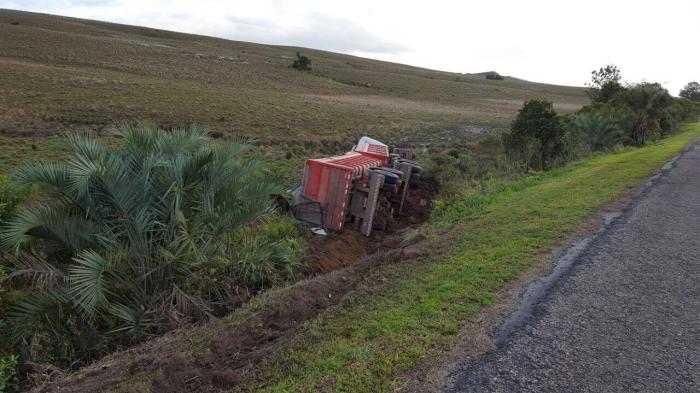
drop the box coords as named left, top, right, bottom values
left=219, top=214, right=302, bottom=289
left=0, top=352, right=17, bottom=393
left=607, top=82, right=674, bottom=145
left=573, top=112, right=626, bottom=151
left=291, top=52, right=312, bottom=71
left=0, top=124, right=290, bottom=368
left=503, top=99, right=567, bottom=170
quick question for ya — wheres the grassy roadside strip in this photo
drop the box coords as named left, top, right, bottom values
left=239, top=123, right=700, bottom=393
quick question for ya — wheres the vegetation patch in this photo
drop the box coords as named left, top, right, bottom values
left=0, top=125, right=301, bottom=379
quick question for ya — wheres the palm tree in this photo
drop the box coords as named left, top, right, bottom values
left=1, top=124, right=284, bottom=354
left=574, top=113, right=626, bottom=151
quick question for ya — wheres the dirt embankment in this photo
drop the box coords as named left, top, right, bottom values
left=35, top=181, right=436, bottom=393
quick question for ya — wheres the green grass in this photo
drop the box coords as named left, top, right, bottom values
left=0, top=10, right=585, bottom=146
left=237, top=124, right=700, bottom=392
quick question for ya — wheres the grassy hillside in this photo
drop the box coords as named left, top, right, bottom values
left=0, top=9, right=585, bottom=147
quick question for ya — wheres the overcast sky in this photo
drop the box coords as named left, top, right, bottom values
left=4, top=0, right=699, bottom=94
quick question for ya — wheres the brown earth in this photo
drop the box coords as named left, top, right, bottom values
left=34, top=181, right=436, bottom=393
left=302, top=182, right=434, bottom=274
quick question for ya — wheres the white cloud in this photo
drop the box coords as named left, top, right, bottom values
left=225, top=13, right=406, bottom=53
left=3, top=0, right=699, bottom=94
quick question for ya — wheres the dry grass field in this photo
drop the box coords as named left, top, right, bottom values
left=0, top=9, right=586, bottom=150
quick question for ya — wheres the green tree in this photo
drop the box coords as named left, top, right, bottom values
left=504, top=99, right=567, bottom=170
left=0, top=124, right=288, bottom=367
left=679, top=81, right=700, bottom=101
left=587, top=64, right=624, bottom=103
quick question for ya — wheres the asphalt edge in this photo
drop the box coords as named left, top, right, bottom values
left=492, top=137, right=699, bottom=348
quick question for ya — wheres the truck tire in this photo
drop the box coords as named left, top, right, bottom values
left=370, top=169, right=399, bottom=184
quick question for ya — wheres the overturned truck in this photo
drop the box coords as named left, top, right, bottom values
left=291, top=137, right=422, bottom=236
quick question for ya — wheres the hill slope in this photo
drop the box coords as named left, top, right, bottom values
left=0, top=9, right=585, bottom=145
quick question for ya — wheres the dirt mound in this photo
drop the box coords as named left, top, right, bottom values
left=35, top=181, right=436, bottom=393
left=302, top=230, right=367, bottom=273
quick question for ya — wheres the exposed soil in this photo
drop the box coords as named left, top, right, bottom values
left=34, top=181, right=436, bottom=393
left=302, top=183, right=435, bottom=274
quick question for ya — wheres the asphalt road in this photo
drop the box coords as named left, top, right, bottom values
left=442, top=140, right=700, bottom=393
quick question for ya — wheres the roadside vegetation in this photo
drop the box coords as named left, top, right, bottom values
left=0, top=125, right=303, bottom=390
left=500, top=65, right=700, bottom=172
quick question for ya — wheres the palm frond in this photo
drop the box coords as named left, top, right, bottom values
left=107, top=302, right=158, bottom=339
left=2, top=252, right=67, bottom=289
left=12, top=162, right=71, bottom=190
left=6, top=288, right=69, bottom=341
left=68, top=249, right=112, bottom=318
left=0, top=203, right=95, bottom=251
left=169, top=284, right=212, bottom=320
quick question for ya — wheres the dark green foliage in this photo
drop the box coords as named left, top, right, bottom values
left=573, top=113, right=626, bottom=151
left=607, top=82, right=673, bottom=145
left=589, top=64, right=621, bottom=87
left=679, top=81, right=700, bottom=101
left=658, top=97, right=700, bottom=135
left=587, top=64, right=624, bottom=103
left=0, top=125, right=300, bottom=369
left=291, top=52, right=312, bottom=71
left=503, top=100, right=567, bottom=170
left=582, top=66, right=700, bottom=146
left=228, top=215, right=302, bottom=288
left=0, top=350, right=17, bottom=393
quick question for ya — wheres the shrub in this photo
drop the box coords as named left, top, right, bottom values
left=0, top=352, right=17, bottom=393
left=0, top=124, right=287, bottom=368
left=503, top=100, right=567, bottom=170
left=573, top=112, right=626, bottom=151
left=421, top=152, right=463, bottom=199
left=291, top=52, right=312, bottom=71
left=220, top=214, right=302, bottom=289
left=608, top=82, right=674, bottom=145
